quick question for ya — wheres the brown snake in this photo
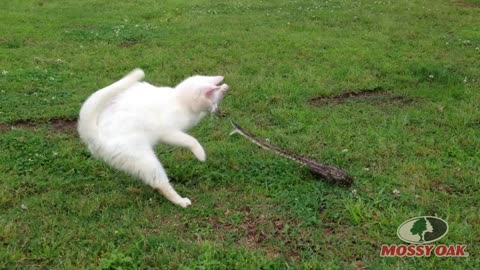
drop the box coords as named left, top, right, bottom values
left=230, top=121, right=353, bottom=186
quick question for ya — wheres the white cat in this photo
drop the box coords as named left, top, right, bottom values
left=77, top=69, right=229, bottom=208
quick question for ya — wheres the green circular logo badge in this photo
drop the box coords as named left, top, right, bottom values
left=397, top=216, right=449, bottom=244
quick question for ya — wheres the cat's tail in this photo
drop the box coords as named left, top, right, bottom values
left=78, top=68, right=145, bottom=143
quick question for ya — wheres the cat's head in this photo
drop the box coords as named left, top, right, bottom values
left=175, top=75, right=229, bottom=113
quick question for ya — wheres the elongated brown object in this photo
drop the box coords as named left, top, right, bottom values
left=230, top=121, right=353, bottom=186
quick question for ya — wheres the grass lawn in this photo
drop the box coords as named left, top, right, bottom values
left=1, top=0, right=479, bottom=269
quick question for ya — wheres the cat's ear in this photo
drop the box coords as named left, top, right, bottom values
left=202, top=85, right=220, bottom=97
left=208, top=76, right=224, bottom=85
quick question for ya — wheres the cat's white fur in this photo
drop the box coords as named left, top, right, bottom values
left=78, top=68, right=229, bottom=208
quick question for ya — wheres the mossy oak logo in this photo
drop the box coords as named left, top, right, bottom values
left=380, top=216, right=468, bottom=257
left=397, top=216, right=448, bottom=244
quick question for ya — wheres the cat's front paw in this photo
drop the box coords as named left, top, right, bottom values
left=176, top=197, right=192, bottom=208
left=219, top=83, right=229, bottom=92
left=192, top=144, right=206, bottom=162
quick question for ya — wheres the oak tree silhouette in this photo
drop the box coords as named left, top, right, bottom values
left=410, top=218, right=427, bottom=242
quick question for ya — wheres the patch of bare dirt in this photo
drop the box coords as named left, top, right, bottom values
left=119, top=39, right=141, bottom=48
left=454, top=0, right=480, bottom=8
left=0, top=117, right=77, bottom=133
left=208, top=205, right=308, bottom=262
left=308, top=87, right=416, bottom=107
left=429, top=179, right=454, bottom=194
left=48, top=117, right=78, bottom=133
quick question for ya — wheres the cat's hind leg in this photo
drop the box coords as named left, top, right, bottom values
left=107, top=143, right=191, bottom=208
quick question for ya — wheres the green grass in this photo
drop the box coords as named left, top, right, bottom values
left=1, top=0, right=479, bottom=269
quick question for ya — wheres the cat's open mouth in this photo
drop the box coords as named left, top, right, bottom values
left=209, top=83, right=229, bottom=113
